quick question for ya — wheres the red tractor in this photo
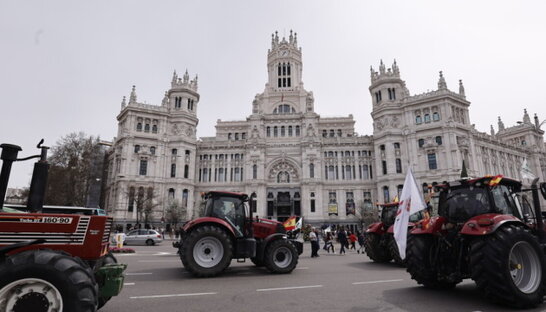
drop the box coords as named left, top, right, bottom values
left=406, top=175, right=546, bottom=308
left=364, top=202, right=423, bottom=265
left=174, top=191, right=302, bottom=277
left=0, top=141, right=126, bottom=312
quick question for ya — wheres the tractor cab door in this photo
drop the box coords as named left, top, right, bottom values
left=209, top=196, right=246, bottom=237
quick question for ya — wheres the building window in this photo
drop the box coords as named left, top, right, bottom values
left=383, top=186, right=390, bottom=203
left=228, top=133, right=232, bottom=140
left=134, top=145, right=140, bottom=153
left=128, top=187, right=135, bottom=212
left=435, top=136, right=442, bottom=145
left=397, top=185, right=404, bottom=199
left=235, top=168, right=241, bottom=182
left=380, top=144, right=385, bottom=151
left=329, top=130, right=335, bottom=137
left=274, top=126, right=278, bottom=137
left=362, top=165, right=369, bottom=179
left=253, top=165, right=257, bottom=179
left=288, top=126, right=293, bottom=136
left=136, top=123, right=142, bottom=131
left=266, top=127, right=271, bottom=137
left=295, top=126, right=300, bottom=136
left=241, top=133, right=246, bottom=140
left=152, top=124, right=158, bottom=133
left=170, top=164, right=176, bottom=177
left=309, top=163, right=315, bottom=178
left=182, top=189, right=189, bottom=207
left=418, top=139, right=425, bottom=148
left=382, top=160, right=387, bottom=175
left=281, top=126, right=285, bottom=137
left=428, top=153, right=438, bottom=170
left=328, top=165, right=335, bottom=180
left=396, top=158, right=402, bottom=173
left=168, top=188, right=175, bottom=201
left=150, top=146, right=156, bottom=155
left=144, top=124, right=150, bottom=132
left=424, top=114, right=431, bottom=123
left=346, top=192, right=355, bottom=215
left=433, top=112, right=440, bottom=121
left=310, top=199, right=316, bottom=213
left=235, top=133, right=239, bottom=140
left=322, top=130, right=327, bottom=137
left=184, top=165, right=189, bottom=179
left=172, top=148, right=177, bottom=155
left=416, top=115, right=422, bottom=124
left=337, top=129, right=342, bottom=137
left=394, top=142, right=400, bottom=149
left=139, top=160, right=148, bottom=175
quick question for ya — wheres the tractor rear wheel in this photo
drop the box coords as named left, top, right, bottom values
left=97, top=252, right=118, bottom=309
left=0, top=249, right=98, bottom=312
left=388, top=235, right=405, bottom=266
left=406, top=234, right=456, bottom=289
left=180, top=225, right=233, bottom=277
left=264, top=239, right=298, bottom=274
left=470, top=225, right=546, bottom=308
left=364, top=233, right=392, bottom=263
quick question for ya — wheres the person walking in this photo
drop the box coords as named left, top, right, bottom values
left=357, top=231, right=365, bottom=254
left=310, top=227, right=319, bottom=257
left=338, top=227, right=347, bottom=255
left=323, top=232, right=335, bottom=253
left=349, top=231, right=357, bottom=250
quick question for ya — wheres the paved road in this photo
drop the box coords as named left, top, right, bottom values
left=101, top=241, right=546, bottom=312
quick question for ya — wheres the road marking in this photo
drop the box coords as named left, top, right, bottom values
left=352, top=279, right=403, bottom=285
left=130, top=292, right=217, bottom=299
left=257, top=285, right=323, bottom=292
left=138, top=260, right=179, bottom=263
left=124, top=283, right=135, bottom=286
left=126, top=272, right=153, bottom=276
left=153, top=252, right=174, bottom=256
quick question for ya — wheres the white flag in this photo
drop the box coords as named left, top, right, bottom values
left=521, top=158, right=536, bottom=181
left=393, top=168, right=427, bottom=260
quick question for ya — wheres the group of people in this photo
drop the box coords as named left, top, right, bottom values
left=309, top=227, right=366, bottom=257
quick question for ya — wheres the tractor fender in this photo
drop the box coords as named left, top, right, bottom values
left=182, top=217, right=236, bottom=238
left=460, top=213, right=525, bottom=236
left=0, top=239, right=45, bottom=258
left=411, top=216, right=446, bottom=234
left=366, top=222, right=386, bottom=234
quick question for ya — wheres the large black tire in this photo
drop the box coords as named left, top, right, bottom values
left=180, top=225, right=233, bottom=277
left=0, top=249, right=98, bottom=312
left=264, top=239, right=299, bottom=274
left=364, top=233, right=392, bottom=263
left=406, top=234, right=456, bottom=289
left=250, top=257, right=265, bottom=267
left=470, top=225, right=546, bottom=308
left=97, top=252, right=118, bottom=309
left=388, top=235, right=405, bottom=266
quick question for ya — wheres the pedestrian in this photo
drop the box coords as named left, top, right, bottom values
left=323, top=232, right=335, bottom=253
left=338, top=227, right=347, bottom=255
left=349, top=231, right=357, bottom=250
left=309, top=227, right=319, bottom=257
left=357, top=231, right=365, bottom=254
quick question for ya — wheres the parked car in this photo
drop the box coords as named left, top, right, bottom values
left=114, top=229, right=163, bottom=246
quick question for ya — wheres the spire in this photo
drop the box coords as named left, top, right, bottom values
left=379, top=60, right=386, bottom=74
left=498, top=116, right=505, bottom=131
left=293, top=32, right=298, bottom=46
left=161, top=91, right=169, bottom=106
left=438, top=71, right=447, bottom=90
left=171, top=70, right=178, bottom=84
left=183, top=69, right=189, bottom=83
left=129, top=85, right=137, bottom=104
left=535, top=113, right=540, bottom=128
left=392, top=59, right=399, bottom=75
left=289, top=29, right=294, bottom=44
left=121, top=96, right=126, bottom=108
left=490, top=125, right=495, bottom=136
left=459, top=79, right=465, bottom=96
left=523, top=109, right=531, bottom=124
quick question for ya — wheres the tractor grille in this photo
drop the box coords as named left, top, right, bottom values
left=0, top=216, right=90, bottom=245
left=103, top=218, right=113, bottom=243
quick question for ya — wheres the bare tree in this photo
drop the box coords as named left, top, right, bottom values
left=355, top=200, right=379, bottom=229
left=165, top=199, right=187, bottom=227
left=128, top=186, right=162, bottom=227
left=45, top=132, right=103, bottom=206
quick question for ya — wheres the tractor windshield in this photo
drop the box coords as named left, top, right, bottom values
left=381, top=206, right=398, bottom=226
left=206, top=196, right=245, bottom=236
left=439, top=186, right=491, bottom=223
left=490, top=185, right=522, bottom=219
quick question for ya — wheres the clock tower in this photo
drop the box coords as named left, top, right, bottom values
left=266, top=30, right=303, bottom=94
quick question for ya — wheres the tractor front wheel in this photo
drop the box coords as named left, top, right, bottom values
left=388, top=235, right=405, bottom=266
left=364, top=233, right=392, bottom=263
left=264, top=239, right=298, bottom=274
left=180, top=225, right=233, bottom=277
left=470, top=225, right=546, bottom=308
left=406, top=234, right=456, bottom=289
left=0, top=249, right=98, bottom=312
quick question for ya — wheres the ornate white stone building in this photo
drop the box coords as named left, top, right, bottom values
left=103, top=31, right=546, bottom=229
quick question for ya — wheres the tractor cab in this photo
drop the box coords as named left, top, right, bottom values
left=379, top=203, right=399, bottom=228
left=204, top=192, right=250, bottom=237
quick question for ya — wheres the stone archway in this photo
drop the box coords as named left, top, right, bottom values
left=267, top=159, right=300, bottom=183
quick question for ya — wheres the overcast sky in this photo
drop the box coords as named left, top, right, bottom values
left=1, top=0, right=545, bottom=188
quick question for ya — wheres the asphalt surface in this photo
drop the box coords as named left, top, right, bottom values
left=101, top=240, right=546, bottom=312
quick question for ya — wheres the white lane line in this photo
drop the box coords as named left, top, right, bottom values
left=352, top=279, right=403, bottom=285
left=124, top=283, right=135, bottom=286
left=130, top=292, right=217, bottom=299
left=257, top=285, right=323, bottom=292
left=126, top=273, right=153, bottom=276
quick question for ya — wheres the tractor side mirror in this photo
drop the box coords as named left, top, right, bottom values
left=540, top=182, right=546, bottom=200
